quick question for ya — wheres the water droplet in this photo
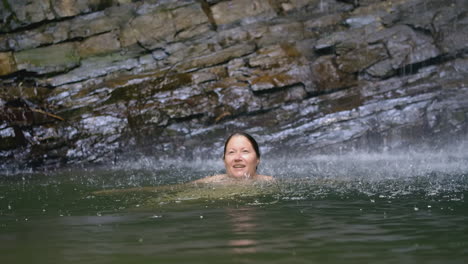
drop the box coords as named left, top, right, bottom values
left=200, top=215, right=204, bottom=219
left=414, top=207, right=419, bottom=211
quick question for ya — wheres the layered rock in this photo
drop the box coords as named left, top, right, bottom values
left=0, top=0, right=467, bottom=170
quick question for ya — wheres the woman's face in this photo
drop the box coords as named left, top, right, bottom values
left=224, top=135, right=259, bottom=179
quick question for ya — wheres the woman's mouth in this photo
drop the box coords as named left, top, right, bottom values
left=233, top=164, right=245, bottom=168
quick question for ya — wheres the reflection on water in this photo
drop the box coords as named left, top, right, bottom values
left=0, top=149, right=468, bottom=263
left=226, top=207, right=259, bottom=254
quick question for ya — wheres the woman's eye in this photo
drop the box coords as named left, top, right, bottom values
left=242, top=150, right=249, bottom=153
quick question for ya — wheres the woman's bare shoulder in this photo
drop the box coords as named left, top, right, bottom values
left=191, top=174, right=228, bottom=184
left=192, top=174, right=275, bottom=184
left=255, top=174, right=275, bottom=182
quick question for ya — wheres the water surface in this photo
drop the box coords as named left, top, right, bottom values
left=1, top=151, right=467, bottom=263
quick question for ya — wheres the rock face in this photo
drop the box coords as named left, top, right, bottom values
left=1, top=0, right=467, bottom=170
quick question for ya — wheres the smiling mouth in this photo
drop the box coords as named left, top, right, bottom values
left=233, top=164, right=245, bottom=168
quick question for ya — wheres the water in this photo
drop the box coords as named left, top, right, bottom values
left=1, top=151, right=468, bottom=264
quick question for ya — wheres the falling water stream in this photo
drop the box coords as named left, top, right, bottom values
left=1, top=148, right=467, bottom=263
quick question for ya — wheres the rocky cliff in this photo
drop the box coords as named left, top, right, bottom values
left=1, top=0, right=467, bottom=170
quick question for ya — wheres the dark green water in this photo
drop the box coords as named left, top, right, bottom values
left=1, top=153, right=468, bottom=264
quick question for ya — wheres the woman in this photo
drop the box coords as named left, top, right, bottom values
left=194, top=132, right=274, bottom=184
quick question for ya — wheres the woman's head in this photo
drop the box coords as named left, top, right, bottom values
left=223, top=132, right=261, bottom=179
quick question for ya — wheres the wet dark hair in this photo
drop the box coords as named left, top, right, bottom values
left=223, top=132, right=261, bottom=160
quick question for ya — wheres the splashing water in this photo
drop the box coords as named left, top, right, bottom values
left=1, top=149, right=467, bottom=264
left=3, top=149, right=468, bottom=204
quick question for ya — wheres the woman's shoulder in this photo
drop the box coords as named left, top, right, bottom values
left=192, top=174, right=275, bottom=184
left=192, top=174, right=229, bottom=184
left=255, top=174, right=275, bottom=182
